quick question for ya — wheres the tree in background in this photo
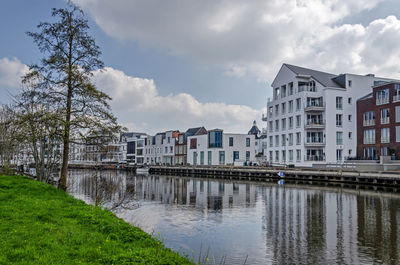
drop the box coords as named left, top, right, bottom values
left=25, top=3, right=120, bottom=190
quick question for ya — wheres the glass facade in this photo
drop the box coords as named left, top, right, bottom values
left=209, top=130, right=223, bottom=148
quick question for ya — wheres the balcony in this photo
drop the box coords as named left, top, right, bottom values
left=304, top=138, right=325, bottom=147
left=304, top=120, right=325, bottom=129
left=381, top=137, right=390, bottom=143
left=363, top=119, right=375, bottom=126
left=304, top=103, right=325, bottom=112
left=394, top=95, right=400, bottom=102
left=376, top=97, right=389, bottom=105
left=305, top=155, right=325, bottom=161
left=298, top=85, right=316, bottom=92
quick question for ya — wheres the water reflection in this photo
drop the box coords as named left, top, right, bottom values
left=67, top=170, right=400, bottom=265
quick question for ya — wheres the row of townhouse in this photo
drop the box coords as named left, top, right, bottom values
left=263, top=63, right=397, bottom=167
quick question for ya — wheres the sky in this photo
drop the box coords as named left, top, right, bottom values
left=1, top=0, right=400, bottom=134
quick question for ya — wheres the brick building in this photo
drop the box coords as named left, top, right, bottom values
left=174, top=127, right=207, bottom=165
left=357, top=82, right=400, bottom=159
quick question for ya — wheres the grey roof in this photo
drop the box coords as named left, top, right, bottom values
left=185, top=127, right=203, bottom=137
left=284, top=64, right=343, bottom=88
left=248, top=125, right=261, bottom=136
left=357, top=92, right=373, bottom=102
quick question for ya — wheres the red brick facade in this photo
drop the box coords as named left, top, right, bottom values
left=357, top=82, right=400, bottom=159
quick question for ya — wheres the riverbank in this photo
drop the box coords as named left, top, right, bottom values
left=0, top=174, right=193, bottom=264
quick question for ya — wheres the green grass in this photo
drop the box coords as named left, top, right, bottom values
left=0, top=174, right=193, bottom=264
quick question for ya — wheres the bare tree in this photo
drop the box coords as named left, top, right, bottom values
left=0, top=105, right=22, bottom=172
left=24, top=3, right=120, bottom=190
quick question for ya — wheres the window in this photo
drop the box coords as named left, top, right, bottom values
left=229, top=137, right=234, bottom=146
left=275, top=120, right=279, bottom=131
left=200, top=151, right=204, bottom=165
left=289, top=82, right=294, bottom=96
left=289, top=150, right=293, bottom=162
left=190, top=138, right=197, bottom=149
left=268, top=106, right=273, bottom=117
left=219, top=151, right=225, bottom=165
left=165, top=146, right=168, bottom=153
left=349, top=132, right=352, bottom=139
left=269, top=121, right=273, bottom=132
left=381, top=108, right=390, bottom=124
left=396, top=126, right=400, bottom=142
left=288, top=133, right=293, bottom=146
left=381, top=147, right=389, bottom=156
left=246, top=137, right=250, bottom=147
left=281, top=102, right=286, bottom=114
left=376, top=89, right=389, bottom=105
left=336, top=149, right=343, bottom=161
left=282, top=118, right=286, bottom=130
left=348, top=115, right=352, bottom=122
left=275, top=151, right=279, bottom=162
left=288, top=100, right=293, bottom=113
left=348, top=97, right=352, bottom=104
left=394, top=84, right=400, bottom=102
left=208, top=130, right=222, bottom=148
left=298, top=81, right=316, bottom=92
left=269, top=136, right=273, bottom=147
left=348, top=80, right=352, bottom=87
left=282, top=150, right=286, bottom=162
left=336, top=132, right=343, bottom=145
left=381, top=127, right=390, bottom=143
left=396, top=106, right=400, bottom=122
left=364, top=129, right=375, bottom=144
left=275, top=105, right=279, bottom=116
left=281, top=134, right=286, bottom=146
left=269, top=151, right=273, bottom=162
left=289, top=117, right=293, bottom=129
left=274, top=87, right=280, bottom=100
left=208, top=151, right=212, bottom=165
left=336, top=114, right=342, bottom=127
left=233, top=151, right=239, bottom=161
left=281, top=85, right=286, bottom=98
left=275, top=135, right=279, bottom=147
left=193, top=152, right=198, bottom=165
left=296, top=115, right=301, bottom=128
left=246, top=151, right=250, bottom=161
left=296, top=98, right=301, bottom=111
left=296, top=150, right=301, bottom=162
left=364, top=147, right=376, bottom=159
left=364, top=111, right=375, bottom=126
left=296, top=132, right=301, bottom=145
left=336, top=97, right=343, bottom=110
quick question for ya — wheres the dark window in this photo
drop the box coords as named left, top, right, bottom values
left=127, top=142, right=136, bottom=154
left=229, top=137, right=233, bottom=146
left=190, top=138, right=197, bottom=149
left=246, top=138, right=250, bottom=147
left=233, top=151, right=239, bottom=161
left=208, top=131, right=223, bottom=148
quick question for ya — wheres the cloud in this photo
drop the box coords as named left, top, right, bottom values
left=93, top=67, right=261, bottom=134
left=0, top=57, right=28, bottom=101
left=72, top=0, right=400, bottom=84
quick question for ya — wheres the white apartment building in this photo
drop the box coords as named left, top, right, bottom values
left=143, top=131, right=178, bottom=165
left=265, top=64, right=395, bottom=167
left=187, top=129, right=256, bottom=166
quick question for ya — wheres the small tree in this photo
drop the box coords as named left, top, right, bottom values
left=25, top=3, right=120, bottom=190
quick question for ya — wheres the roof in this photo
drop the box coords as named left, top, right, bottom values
left=248, top=125, right=261, bottom=136
left=283, top=64, right=343, bottom=88
left=357, top=92, right=373, bottom=102
left=185, top=127, right=204, bottom=137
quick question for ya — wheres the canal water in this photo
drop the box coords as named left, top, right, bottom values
left=67, top=169, right=400, bottom=265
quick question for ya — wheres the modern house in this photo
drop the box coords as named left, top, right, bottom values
left=143, top=130, right=179, bottom=165
left=174, top=127, right=207, bottom=165
left=265, top=63, right=395, bottom=167
left=187, top=129, right=256, bottom=166
left=357, top=82, right=400, bottom=159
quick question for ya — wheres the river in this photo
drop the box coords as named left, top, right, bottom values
left=67, top=169, right=400, bottom=265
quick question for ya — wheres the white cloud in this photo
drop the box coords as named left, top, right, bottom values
left=0, top=57, right=28, bottom=89
left=93, top=67, right=261, bottom=134
left=71, top=0, right=400, bottom=85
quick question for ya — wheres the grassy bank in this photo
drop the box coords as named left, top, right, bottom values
left=0, top=174, right=193, bottom=264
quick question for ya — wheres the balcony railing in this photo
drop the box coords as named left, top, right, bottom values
left=305, top=155, right=325, bottom=161
left=305, top=138, right=325, bottom=146
left=376, top=97, right=389, bottom=105
left=305, top=120, right=325, bottom=129
left=381, top=137, right=390, bottom=143
left=304, top=103, right=325, bottom=112
left=381, top=117, right=389, bottom=124
left=394, top=95, right=400, bottom=102
left=363, top=138, right=376, bottom=145
left=363, top=119, right=375, bottom=126
left=298, top=86, right=316, bottom=92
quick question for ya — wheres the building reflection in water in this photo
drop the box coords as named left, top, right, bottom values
left=67, top=170, right=400, bottom=265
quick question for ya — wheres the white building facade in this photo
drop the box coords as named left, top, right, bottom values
left=265, top=64, right=395, bottom=167
left=187, top=129, right=256, bottom=166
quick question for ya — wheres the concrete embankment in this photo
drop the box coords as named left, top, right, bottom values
left=149, top=166, right=400, bottom=187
